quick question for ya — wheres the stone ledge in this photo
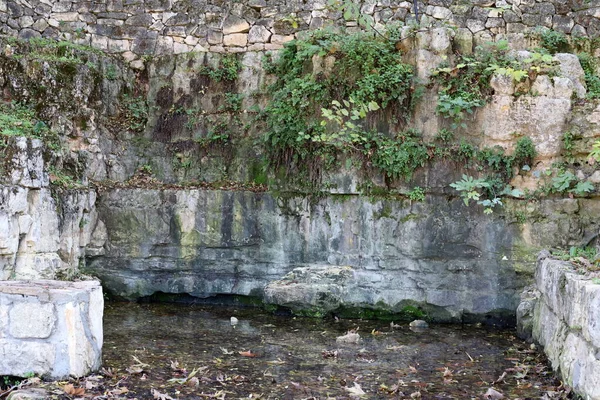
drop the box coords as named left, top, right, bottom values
left=517, top=255, right=600, bottom=400
left=0, top=280, right=103, bottom=379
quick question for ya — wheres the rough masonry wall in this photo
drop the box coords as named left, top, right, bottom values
left=0, top=280, right=103, bottom=379
left=1, top=0, right=600, bottom=67
left=517, top=254, right=600, bottom=400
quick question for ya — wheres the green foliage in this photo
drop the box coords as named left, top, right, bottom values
left=578, top=52, right=600, bottom=99
left=371, top=131, right=429, bottom=180
left=261, top=28, right=414, bottom=179
left=0, top=101, right=59, bottom=150
left=121, top=94, right=148, bottom=132
left=220, top=93, right=244, bottom=113
left=435, top=94, right=484, bottom=129
left=199, top=55, right=241, bottom=82
left=538, top=29, right=569, bottom=54
left=327, top=0, right=374, bottom=30
left=450, top=174, right=523, bottom=214
left=433, top=41, right=515, bottom=129
left=450, top=175, right=490, bottom=206
left=407, top=186, right=425, bottom=202
left=48, top=166, right=79, bottom=188
left=589, top=139, right=600, bottom=162
left=562, top=131, right=576, bottom=163
left=316, top=98, right=379, bottom=148
left=551, top=170, right=594, bottom=196
left=553, top=246, right=598, bottom=263
left=513, top=136, right=537, bottom=167
left=104, top=64, right=118, bottom=80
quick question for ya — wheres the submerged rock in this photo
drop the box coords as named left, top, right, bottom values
left=335, top=331, right=361, bottom=344
left=409, top=320, right=429, bottom=329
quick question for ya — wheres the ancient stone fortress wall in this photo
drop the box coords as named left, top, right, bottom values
left=1, top=0, right=600, bottom=64
left=518, top=253, right=600, bottom=400
left=0, top=280, right=103, bottom=379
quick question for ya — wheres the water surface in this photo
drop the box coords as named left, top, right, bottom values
left=100, top=302, right=564, bottom=399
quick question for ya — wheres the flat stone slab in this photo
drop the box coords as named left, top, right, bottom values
left=0, top=280, right=103, bottom=379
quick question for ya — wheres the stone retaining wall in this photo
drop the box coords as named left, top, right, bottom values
left=0, top=0, right=599, bottom=63
left=517, top=253, right=600, bottom=400
left=0, top=280, right=103, bottom=379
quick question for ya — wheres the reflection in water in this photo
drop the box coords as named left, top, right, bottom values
left=103, top=302, right=559, bottom=399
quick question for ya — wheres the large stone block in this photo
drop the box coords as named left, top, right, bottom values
left=0, top=280, right=103, bottom=379
left=9, top=302, right=55, bottom=339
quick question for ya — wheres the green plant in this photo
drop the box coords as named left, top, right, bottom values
left=407, top=186, right=425, bottom=202
left=0, top=101, right=60, bottom=150
left=578, top=52, right=600, bottom=99
left=122, top=94, right=148, bottom=132
left=450, top=174, right=522, bottom=214
left=538, top=29, right=569, bottom=54
left=105, top=64, right=117, bottom=80
left=371, top=130, right=429, bottom=180
left=562, top=131, right=576, bottom=163
left=220, top=92, right=244, bottom=113
left=551, top=170, right=594, bottom=196
left=199, top=55, right=242, bottom=82
left=261, top=28, right=414, bottom=181
left=589, top=139, right=600, bottom=162
left=513, top=136, right=536, bottom=168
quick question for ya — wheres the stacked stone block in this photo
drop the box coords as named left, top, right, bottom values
left=0, top=0, right=599, bottom=65
left=0, top=280, right=103, bottom=379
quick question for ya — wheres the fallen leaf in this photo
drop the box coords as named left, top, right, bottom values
left=345, top=382, right=366, bottom=397
left=220, top=347, right=234, bottom=355
left=442, top=367, right=453, bottom=377
left=126, top=365, right=144, bottom=374
left=410, top=391, right=422, bottom=398
left=63, top=384, right=85, bottom=396
left=152, top=388, right=175, bottom=400
left=409, top=366, right=418, bottom=373
left=239, top=350, right=258, bottom=358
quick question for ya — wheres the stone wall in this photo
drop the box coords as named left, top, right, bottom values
left=517, top=254, right=600, bottom=400
left=0, top=280, right=103, bottom=379
left=1, top=0, right=600, bottom=66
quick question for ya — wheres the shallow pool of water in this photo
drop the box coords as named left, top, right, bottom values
left=94, top=301, right=568, bottom=399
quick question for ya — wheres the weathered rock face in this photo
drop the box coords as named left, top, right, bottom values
left=0, top=137, right=98, bottom=280
left=0, top=280, right=103, bottom=379
left=517, top=255, right=600, bottom=400
left=86, top=187, right=526, bottom=322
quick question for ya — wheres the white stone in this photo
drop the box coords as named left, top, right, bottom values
left=50, top=12, right=79, bottom=22
left=270, top=34, right=294, bottom=45
left=222, top=15, right=250, bottom=35
left=0, top=340, right=56, bottom=376
left=223, top=33, right=248, bottom=47
left=0, top=280, right=103, bottom=379
left=19, top=16, right=34, bottom=28
left=248, top=25, right=271, bottom=43
left=17, top=215, right=32, bottom=235
left=554, top=53, right=587, bottom=99
left=9, top=302, right=56, bottom=339
left=530, top=75, right=553, bottom=96
left=430, top=6, right=452, bottom=20
left=491, top=73, right=516, bottom=95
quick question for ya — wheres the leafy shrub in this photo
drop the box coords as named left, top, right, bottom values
left=513, top=136, right=536, bottom=167
left=578, top=53, right=600, bottom=99
left=539, top=29, right=569, bottom=54
left=261, top=28, right=415, bottom=179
